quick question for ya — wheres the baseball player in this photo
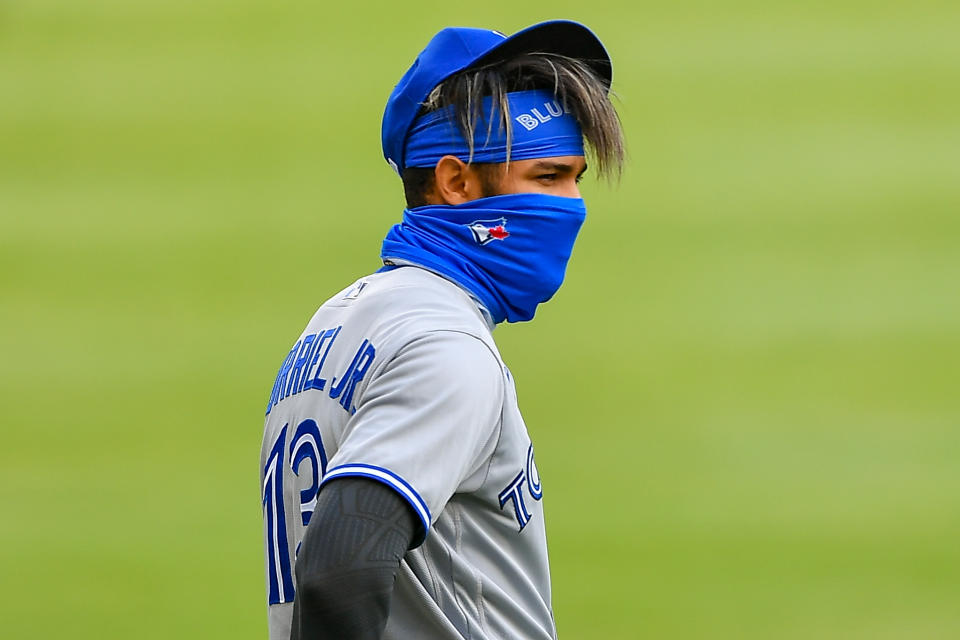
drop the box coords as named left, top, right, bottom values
left=260, top=20, right=624, bottom=640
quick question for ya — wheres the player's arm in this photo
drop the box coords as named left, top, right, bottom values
left=290, top=477, right=418, bottom=640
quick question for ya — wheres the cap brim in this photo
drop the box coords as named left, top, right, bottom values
left=468, top=20, right=612, bottom=90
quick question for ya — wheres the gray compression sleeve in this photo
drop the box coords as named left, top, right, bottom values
left=290, top=477, right=419, bottom=640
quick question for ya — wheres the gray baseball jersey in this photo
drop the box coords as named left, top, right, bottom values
left=260, top=265, right=556, bottom=640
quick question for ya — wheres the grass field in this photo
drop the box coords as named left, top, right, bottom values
left=2, top=1, right=959, bottom=637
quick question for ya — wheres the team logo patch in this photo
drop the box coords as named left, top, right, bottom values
left=467, top=218, right=510, bottom=246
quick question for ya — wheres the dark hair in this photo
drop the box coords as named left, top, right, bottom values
left=401, top=52, right=624, bottom=208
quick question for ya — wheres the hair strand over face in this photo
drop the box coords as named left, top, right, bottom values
left=403, top=52, right=625, bottom=207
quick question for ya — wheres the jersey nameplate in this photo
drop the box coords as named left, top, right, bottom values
left=266, top=326, right=377, bottom=416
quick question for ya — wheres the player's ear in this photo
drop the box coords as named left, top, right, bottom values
left=432, top=155, right=485, bottom=205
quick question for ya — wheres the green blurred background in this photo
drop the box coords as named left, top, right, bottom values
left=2, top=1, right=958, bottom=637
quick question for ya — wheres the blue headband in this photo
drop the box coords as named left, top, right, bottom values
left=403, top=89, right=585, bottom=169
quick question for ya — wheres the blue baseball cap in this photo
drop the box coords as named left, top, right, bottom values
left=381, top=20, right=612, bottom=175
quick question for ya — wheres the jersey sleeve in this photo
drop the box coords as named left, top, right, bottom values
left=320, top=330, right=504, bottom=545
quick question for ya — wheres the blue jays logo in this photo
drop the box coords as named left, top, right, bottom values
left=467, top=218, right=510, bottom=246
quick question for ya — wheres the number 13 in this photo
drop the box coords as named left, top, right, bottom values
left=262, top=419, right=327, bottom=605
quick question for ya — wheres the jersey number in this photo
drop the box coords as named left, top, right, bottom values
left=262, top=419, right=328, bottom=605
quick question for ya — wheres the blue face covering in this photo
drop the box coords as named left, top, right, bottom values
left=382, top=89, right=588, bottom=324
left=380, top=193, right=587, bottom=324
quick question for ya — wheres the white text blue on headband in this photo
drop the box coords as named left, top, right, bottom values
left=403, top=89, right=585, bottom=169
